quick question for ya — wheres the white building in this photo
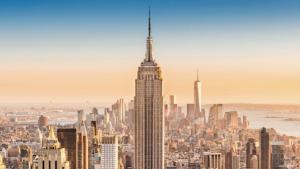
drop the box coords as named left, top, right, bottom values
left=100, top=136, right=118, bottom=169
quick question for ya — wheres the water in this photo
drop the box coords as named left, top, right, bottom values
left=238, top=110, right=300, bottom=137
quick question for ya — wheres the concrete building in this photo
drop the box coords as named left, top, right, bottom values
left=100, top=136, right=118, bottom=169
left=37, top=127, right=70, bottom=169
left=271, top=141, right=285, bottom=169
left=77, top=120, right=88, bottom=169
left=134, top=9, right=164, bottom=169
left=250, top=155, right=258, bottom=169
left=203, top=152, right=223, bottom=169
left=246, top=138, right=257, bottom=169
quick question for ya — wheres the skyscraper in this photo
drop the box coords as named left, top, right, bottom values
left=208, top=104, right=223, bottom=128
left=260, top=127, right=270, bottom=169
left=57, top=128, right=77, bottom=169
left=271, top=141, right=285, bottom=169
left=77, top=111, right=89, bottom=169
left=246, top=138, right=257, bottom=169
left=100, top=136, right=118, bottom=169
left=194, top=71, right=203, bottom=118
left=134, top=9, right=164, bottom=169
left=37, top=127, right=70, bottom=169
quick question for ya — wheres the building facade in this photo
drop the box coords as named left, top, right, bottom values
left=100, top=136, right=118, bottom=169
left=134, top=10, right=164, bottom=169
left=57, top=128, right=77, bottom=169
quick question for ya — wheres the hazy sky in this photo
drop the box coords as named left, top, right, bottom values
left=1, top=0, right=300, bottom=104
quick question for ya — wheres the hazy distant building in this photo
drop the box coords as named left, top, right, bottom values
left=194, top=71, right=203, bottom=118
left=38, top=115, right=48, bottom=129
left=134, top=10, right=164, bottom=169
left=169, top=95, right=177, bottom=119
left=208, top=104, right=223, bottom=128
left=271, top=141, right=285, bottom=169
left=203, top=152, right=223, bottom=169
left=224, top=111, right=238, bottom=129
left=78, top=110, right=86, bottom=127
left=186, top=104, right=195, bottom=121
left=243, top=115, right=249, bottom=129
left=37, top=127, right=70, bottom=169
left=260, top=127, right=270, bottom=169
left=57, top=128, right=77, bottom=169
left=112, top=99, right=125, bottom=125
left=100, top=136, right=118, bottom=169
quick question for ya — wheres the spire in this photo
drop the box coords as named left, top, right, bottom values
left=144, top=7, right=153, bottom=63
left=197, top=69, right=199, bottom=81
left=148, top=7, right=151, bottom=37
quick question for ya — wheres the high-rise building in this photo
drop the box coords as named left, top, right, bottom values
left=232, top=154, right=240, bottom=169
left=134, top=9, right=164, bottom=169
left=208, top=104, right=223, bottom=128
left=224, top=111, right=238, bottom=129
left=250, top=155, right=258, bottom=169
left=246, top=138, right=257, bottom=169
left=260, top=127, right=270, bottom=169
left=37, top=127, right=70, bottom=169
left=203, top=152, right=223, bottom=169
left=57, top=128, right=77, bottom=169
left=100, top=136, right=118, bottom=169
left=38, top=115, right=49, bottom=129
left=112, top=99, right=125, bottom=125
left=186, top=104, right=195, bottom=121
left=89, top=121, right=101, bottom=169
left=242, top=115, right=249, bottom=129
left=77, top=118, right=89, bottom=169
left=169, top=95, right=176, bottom=117
left=78, top=110, right=86, bottom=127
left=225, top=151, right=232, bottom=169
left=194, top=71, right=203, bottom=118
left=19, top=144, right=32, bottom=169
left=225, top=149, right=240, bottom=169
left=271, top=141, right=285, bottom=169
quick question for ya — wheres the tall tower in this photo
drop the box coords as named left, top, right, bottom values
left=260, top=127, right=270, bottom=169
left=77, top=110, right=89, bottom=169
left=194, top=70, right=203, bottom=118
left=134, top=9, right=164, bottom=169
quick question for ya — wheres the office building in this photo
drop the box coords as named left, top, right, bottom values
left=134, top=9, right=164, bottom=169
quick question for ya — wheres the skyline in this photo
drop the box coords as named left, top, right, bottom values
left=1, top=0, right=300, bottom=104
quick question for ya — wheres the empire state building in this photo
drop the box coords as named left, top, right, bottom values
left=134, top=10, right=164, bottom=169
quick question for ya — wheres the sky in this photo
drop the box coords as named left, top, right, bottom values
left=1, top=0, right=300, bottom=104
